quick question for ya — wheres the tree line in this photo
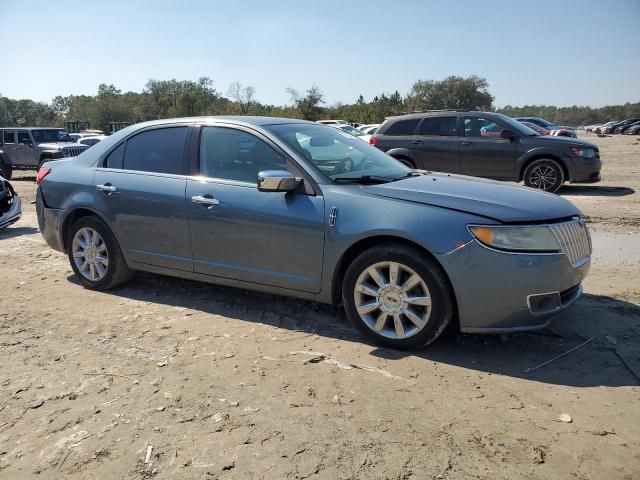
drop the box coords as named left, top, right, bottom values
left=1, top=75, right=638, bottom=131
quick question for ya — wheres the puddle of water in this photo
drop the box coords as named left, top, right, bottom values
left=589, top=230, right=640, bottom=265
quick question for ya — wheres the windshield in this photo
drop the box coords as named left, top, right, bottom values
left=266, top=123, right=411, bottom=181
left=32, top=129, right=73, bottom=143
left=495, top=114, right=539, bottom=136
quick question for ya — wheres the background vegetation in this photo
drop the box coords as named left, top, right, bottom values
left=1, top=75, right=638, bottom=131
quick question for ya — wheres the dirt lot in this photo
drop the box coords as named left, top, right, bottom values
left=1, top=133, right=639, bottom=479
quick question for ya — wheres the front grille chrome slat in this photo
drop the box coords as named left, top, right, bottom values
left=549, top=220, right=591, bottom=267
left=62, top=147, right=88, bottom=157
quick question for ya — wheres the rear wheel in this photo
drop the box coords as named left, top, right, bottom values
left=342, top=243, right=454, bottom=349
left=67, top=216, right=132, bottom=290
left=523, top=159, right=565, bottom=193
left=394, top=156, right=416, bottom=169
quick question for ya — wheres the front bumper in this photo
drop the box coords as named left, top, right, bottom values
left=436, top=240, right=590, bottom=333
left=0, top=193, right=21, bottom=229
left=570, top=157, right=602, bottom=184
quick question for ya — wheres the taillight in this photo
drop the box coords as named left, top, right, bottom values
left=369, top=136, right=378, bottom=145
left=36, top=167, right=51, bottom=185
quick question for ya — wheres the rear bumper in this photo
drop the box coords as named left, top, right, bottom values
left=436, top=240, right=589, bottom=333
left=36, top=187, right=66, bottom=253
left=0, top=194, right=21, bottom=229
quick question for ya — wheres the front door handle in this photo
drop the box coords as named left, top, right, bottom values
left=461, top=142, right=473, bottom=147
left=191, top=195, right=220, bottom=208
left=96, top=184, right=117, bottom=194
left=412, top=140, right=423, bottom=145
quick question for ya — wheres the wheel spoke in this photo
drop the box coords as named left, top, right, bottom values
left=400, top=274, right=420, bottom=293
left=356, top=284, right=379, bottom=298
left=388, top=262, right=399, bottom=288
left=373, top=312, right=388, bottom=332
left=73, top=251, right=85, bottom=259
left=89, top=263, right=96, bottom=280
left=406, top=295, right=431, bottom=307
left=402, top=307, right=426, bottom=329
left=393, top=312, right=406, bottom=339
left=357, top=301, right=381, bottom=315
left=94, top=262, right=106, bottom=278
left=96, top=243, right=107, bottom=253
left=82, top=229, right=91, bottom=245
left=78, top=261, right=89, bottom=272
left=367, top=267, right=386, bottom=289
left=96, top=256, right=108, bottom=266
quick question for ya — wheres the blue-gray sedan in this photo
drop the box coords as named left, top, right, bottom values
left=35, top=117, right=591, bottom=349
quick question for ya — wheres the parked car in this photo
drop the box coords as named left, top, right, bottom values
left=612, top=119, right=640, bottom=134
left=625, top=124, right=640, bottom=135
left=359, top=124, right=380, bottom=135
left=0, top=174, right=21, bottom=229
left=69, top=131, right=104, bottom=143
left=36, top=116, right=592, bottom=349
left=0, top=128, right=90, bottom=179
left=518, top=120, right=550, bottom=135
left=593, top=121, right=618, bottom=134
left=333, top=124, right=372, bottom=142
left=514, top=117, right=575, bottom=133
left=370, top=111, right=602, bottom=193
left=79, top=135, right=108, bottom=147
left=317, top=120, right=348, bottom=126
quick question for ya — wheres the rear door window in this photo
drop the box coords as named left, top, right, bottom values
left=418, top=116, right=458, bottom=136
left=123, top=127, right=187, bottom=174
left=2, top=131, right=15, bottom=144
left=383, top=118, right=420, bottom=136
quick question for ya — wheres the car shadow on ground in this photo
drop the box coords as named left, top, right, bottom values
left=72, top=271, right=640, bottom=389
left=558, top=185, right=635, bottom=196
left=9, top=175, right=36, bottom=182
left=0, top=226, right=38, bottom=238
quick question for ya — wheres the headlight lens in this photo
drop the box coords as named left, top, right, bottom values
left=571, top=147, right=595, bottom=158
left=469, top=225, right=561, bottom=252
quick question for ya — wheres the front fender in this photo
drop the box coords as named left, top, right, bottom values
left=516, top=147, right=572, bottom=179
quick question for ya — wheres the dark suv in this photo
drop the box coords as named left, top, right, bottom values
left=371, top=111, right=602, bottom=192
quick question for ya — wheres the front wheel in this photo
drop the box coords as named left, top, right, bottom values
left=67, top=216, right=132, bottom=290
left=523, top=159, right=565, bottom=193
left=342, top=243, right=455, bottom=349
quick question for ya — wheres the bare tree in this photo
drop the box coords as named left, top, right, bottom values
left=227, top=82, right=256, bottom=115
left=286, top=84, right=324, bottom=120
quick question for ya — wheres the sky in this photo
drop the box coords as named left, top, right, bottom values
left=1, top=0, right=638, bottom=108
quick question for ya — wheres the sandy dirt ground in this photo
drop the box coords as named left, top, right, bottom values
left=1, top=133, right=639, bottom=479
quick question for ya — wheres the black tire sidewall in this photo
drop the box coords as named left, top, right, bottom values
left=395, top=156, right=416, bottom=169
left=67, top=216, right=129, bottom=290
left=342, top=244, right=454, bottom=350
left=0, top=161, right=12, bottom=180
left=524, top=159, right=565, bottom=193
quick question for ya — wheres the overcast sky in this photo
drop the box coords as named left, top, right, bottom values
left=1, top=0, right=638, bottom=107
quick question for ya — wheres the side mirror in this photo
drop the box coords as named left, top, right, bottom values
left=257, top=170, right=302, bottom=192
left=500, top=129, right=515, bottom=140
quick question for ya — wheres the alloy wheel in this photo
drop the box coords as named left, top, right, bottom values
left=353, top=261, right=432, bottom=339
left=72, top=227, right=109, bottom=282
left=528, top=165, right=557, bottom=190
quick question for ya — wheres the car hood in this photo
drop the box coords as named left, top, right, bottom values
left=360, top=173, right=581, bottom=223
left=38, top=142, right=85, bottom=149
left=523, top=135, right=596, bottom=148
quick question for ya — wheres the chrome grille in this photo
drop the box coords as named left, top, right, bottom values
left=549, top=220, right=591, bottom=267
left=63, top=147, right=88, bottom=157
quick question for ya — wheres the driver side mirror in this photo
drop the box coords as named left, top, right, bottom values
left=257, top=170, right=302, bottom=192
left=500, top=129, right=515, bottom=141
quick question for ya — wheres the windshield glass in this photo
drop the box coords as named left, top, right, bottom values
left=495, top=114, right=539, bottom=136
left=266, top=123, right=411, bottom=181
left=32, top=129, right=73, bottom=143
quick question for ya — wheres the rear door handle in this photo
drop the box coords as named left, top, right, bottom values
left=191, top=195, right=220, bottom=208
left=461, top=142, right=473, bottom=147
left=412, top=140, right=423, bottom=145
left=96, top=184, right=117, bottom=194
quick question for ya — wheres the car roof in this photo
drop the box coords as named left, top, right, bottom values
left=386, top=110, right=501, bottom=121
left=125, top=116, right=318, bottom=129
left=0, top=127, right=66, bottom=130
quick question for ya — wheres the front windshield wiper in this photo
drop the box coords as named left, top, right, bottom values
left=333, top=175, right=396, bottom=184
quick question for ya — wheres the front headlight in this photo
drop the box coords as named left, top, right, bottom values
left=468, top=225, right=561, bottom=252
left=571, top=147, right=595, bottom=158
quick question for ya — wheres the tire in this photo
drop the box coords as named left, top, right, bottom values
left=67, top=216, right=132, bottom=290
left=0, top=160, right=12, bottom=180
left=342, top=243, right=455, bottom=350
left=394, top=156, right=416, bottom=169
left=523, top=159, right=565, bottom=193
